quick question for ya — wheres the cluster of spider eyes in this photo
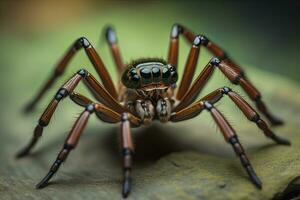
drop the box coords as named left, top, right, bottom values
left=122, top=65, right=178, bottom=89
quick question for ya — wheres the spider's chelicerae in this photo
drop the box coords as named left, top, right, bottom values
left=18, top=23, right=290, bottom=198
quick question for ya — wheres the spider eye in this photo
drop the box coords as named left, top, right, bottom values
left=140, top=67, right=152, bottom=84
left=170, top=71, right=178, bottom=84
left=122, top=69, right=141, bottom=89
left=152, top=67, right=161, bottom=82
left=162, top=66, right=171, bottom=84
left=130, top=74, right=141, bottom=88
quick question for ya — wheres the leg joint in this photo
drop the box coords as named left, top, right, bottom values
left=63, top=143, right=74, bottom=150
left=193, top=35, right=209, bottom=46
left=74, top=37, right=91, bottom=50
left=228, top=136, right=238, bottom=145
left=204, top=101, right=214, bottom=110
left=122, top=148, right=133, bottom=156
left=77, top=68, right=88, bottom=78
left=170, top=23, right=183, bottom=38
left=55, top=88, right=68, bottom=101
left=232, top=75, right=242, bottom=84
left=210, top=57, right=221, bottom=66
left=222, top=86, right=232, bottom=94
left=85, top=104, right=95, bottom=113
left=121, top=112, right=129, bottom=122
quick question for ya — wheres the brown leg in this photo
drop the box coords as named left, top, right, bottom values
left=170, top=101, right=262, bottom=188
left=120, top=113, right=135, bottom=198
left=17, top=70, right=130, bottom=158
left=25, top=37, right=117, bottom=112
left=170, top=23, right=282, bottom=126
left=105, top=26, right=125, bottom=74
left=70, top=91, right=93, bottom=107
left=36, top=104, right=95, bottom=188
left=199, top=87, right=290, bottom=145
left=173, top=57, right=283, bottom=126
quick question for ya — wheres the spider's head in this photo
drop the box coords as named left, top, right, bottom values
left=121, top=58, right=178, bottom=91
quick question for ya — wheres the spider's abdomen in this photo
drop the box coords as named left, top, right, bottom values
left=121, top=58, right=178, bottom=90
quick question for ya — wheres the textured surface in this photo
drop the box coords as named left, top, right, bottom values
left=0, top=3, right=300, bottom=198
left=1, top=67, right=300, bottom=200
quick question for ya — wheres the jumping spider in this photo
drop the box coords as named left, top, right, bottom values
left=17, top=23, right=290, bottom=198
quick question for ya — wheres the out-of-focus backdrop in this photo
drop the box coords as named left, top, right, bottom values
left=0, top=1, right=300, bottom=200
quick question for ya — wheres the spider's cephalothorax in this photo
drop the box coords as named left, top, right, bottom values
left=121, top=58, right=178, bottom=124
left=18, top=23, right=290, bottom=198
left=121, top=58, right=178, bottom=90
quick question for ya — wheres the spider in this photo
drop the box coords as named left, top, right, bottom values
left=17, top=23, right=290, bottom=198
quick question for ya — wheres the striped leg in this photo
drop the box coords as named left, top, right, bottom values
left=170, top=100, right=262, bottom=188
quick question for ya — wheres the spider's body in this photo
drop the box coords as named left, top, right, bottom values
left=121, top=58, right=177, bottom=124
left=18, top=24, right=290, bottom=198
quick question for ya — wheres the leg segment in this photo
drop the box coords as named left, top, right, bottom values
left=120, top=113, right=135, bottom=198
left=105, top=26, right=125, bottom=74
left=169, top=23, right=282, bottom=125
left=17, top=70, right=129, bottom=158
left=170, top=101, right=262, bottom=188
left=36, top=104, right=95, bottom=188
left=173, top=57, right=283, bottom=126
left=17, top=73, right=83, bottom=158
left=200, top=87, right=290, bottom=145
left=25, top=37, right=117, bottom=112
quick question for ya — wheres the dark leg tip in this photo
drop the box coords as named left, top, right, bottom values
left=246, top=166, right=262, bottom=189
left=36, top=172, right=54, bottom=189
left=36, top=181, right=47, bottom=189
left=250, top=173, right=263, bottom=189
left=23, top=103, right=35, bottom=114
left=122, top=178, right=131, bottom=198
left=16, top=148, right=30, bottom=159
left=272, top=135, right=291, bottom=146
left=270, top=117, right=284, bottom=127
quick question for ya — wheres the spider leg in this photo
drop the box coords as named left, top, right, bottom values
left=170, top=23, right=283, bottom=126
left=35, top=104, right=94, bottom=189
left=170, top=101, right=262, bottom=189
left=173, top=56, right=283, bottom=126
left=35, top=104, right=140, bottom=192
left=200, top=87, right=290, bottom=145
left=104, top=26, right=127, bottom=96
left=25, top=37, right=118, bottom=113
left=17, top=69, right=131, bottom=158
left=104, top=26, right=125, bottom=74
left=120, top=113, right=135, bottom=198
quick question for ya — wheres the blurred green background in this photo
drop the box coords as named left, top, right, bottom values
left=0, top=1, right=300, bottom=199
